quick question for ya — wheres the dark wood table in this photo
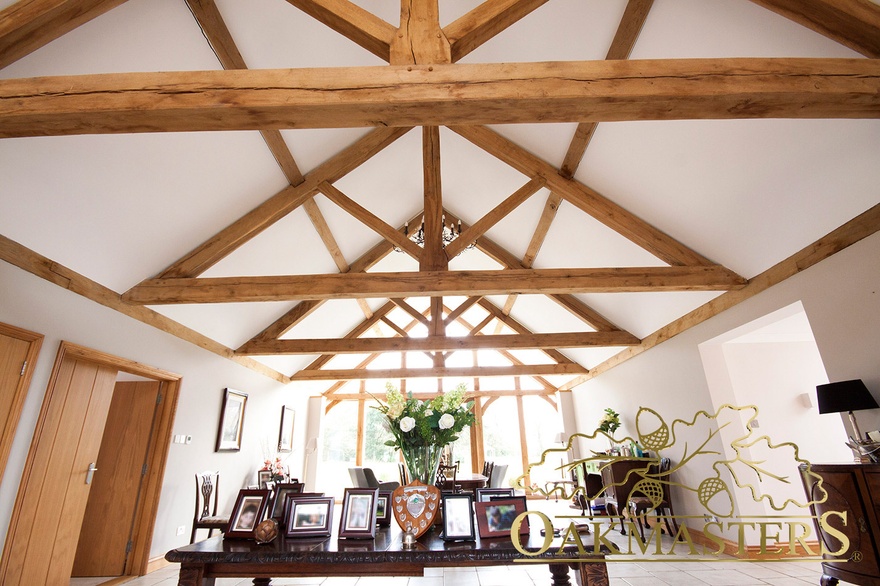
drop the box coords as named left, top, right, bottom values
left=166, top=523, right=608, bottom=586
left=442, top=472, right=488, bottom=492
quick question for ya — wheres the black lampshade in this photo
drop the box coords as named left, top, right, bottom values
left=816, top=379, right=879, bottom=414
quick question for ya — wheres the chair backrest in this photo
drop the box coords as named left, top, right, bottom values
left=489, top=463, right=507, bottom=488
left=195, top=471, right=220, bottom=520
left=348, top=467, right=368, bottom=488
left=436, top=462, right=457, bottom=488
left=362, top=467, right=382, bottom=488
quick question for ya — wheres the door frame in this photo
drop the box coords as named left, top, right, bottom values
left=0, top=322, right=43, bottom=485
left=1, top=341, right=180, bottom=577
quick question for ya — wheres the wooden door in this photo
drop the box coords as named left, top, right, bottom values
left=0, top=322, right=43, bottom=484
left=72, top=380, right=162, bottom=576
left=0, top=352, right=118, bottom=585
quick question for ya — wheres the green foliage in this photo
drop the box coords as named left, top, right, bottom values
left=598, top=408, right=621, bottom=433
left=372, top=382, right=476, bottom=451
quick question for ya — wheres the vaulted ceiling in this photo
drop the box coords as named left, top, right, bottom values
left=1, top=0, right=879, bottom=397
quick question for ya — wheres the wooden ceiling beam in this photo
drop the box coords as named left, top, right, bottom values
left=328, top=388, right=558, bottom=401
left=0, top=0, right=129, bottom=69
left=125, top=265, right=747, bottom=304
left=561, top=0, right=654, bottom=177
left=240, top=331, right=639, bottom=355
left=3, top=59, right=879, bottom=138
left=186, top=0, right=307, bottom=187
left=452, top=125, right=717, bottom=267
left=292, top=363, right=587, bottom=381
left=147, top=126, right=410, bottom=280
left=0, top=233, right=291, bottom=384
left=284, top=0, right=396, bottom=61
left=444, top=296, right=482, bottom=326
left=444, top=177, right=545, bottom=258
left=294, top=301, right=397, bottom=372
left=748, top=0, right=880, bottom=58
left=442, top=209, right=641, bottom=334
left=444, top=0, right=550, bottom=62
left=390, top=299, right=431, bottom=327
left=451, top=308, right=566, bottom=392
left=560, top=201, right=880, bottom=390
left=390, top=0, right=450, bottom=65
left=242, top=210, right=423, bottom=347
left=475, top=298, right=576, bottom=367
left=318, top=181, right=423, bottom=260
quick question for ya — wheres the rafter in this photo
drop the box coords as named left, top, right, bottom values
left=451, top=307, right=569, bottom=393
left=748, top=0, right=880, bottom=58
left=3, top=59, right=878, bottom=138
left=452, top=125, right=719, bottom=267
left=444, top=0, right=550, bottom=62
left=149, top=127, right=410, bottom=280
left=560, top=202, right=880, bottom=389
left=0, top=233, right=290, bottom=384
left=239, top=331, right=639, bottom=355
left=318, top=182, right=422, bottom=260
left=284, top=0, right=396, bottom=61
left=0, top=0, right=129, bottom=69
left=444, top=296, right=482, bottom=326
left=561, top=0, right=654, bottom=177
left=444, top=177, right=545, bottom=258
left=475, top=298, right=577, bottom=367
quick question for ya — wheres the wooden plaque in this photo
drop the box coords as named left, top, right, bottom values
left=390, top=480, right=441, bottom=538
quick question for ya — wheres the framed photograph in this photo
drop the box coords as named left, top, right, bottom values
left=270, top=482, right=305, bottom=522
left=375, top=490, right=392, bottom=526
left=277, top=405, right=295, bottom=452
left=257, top=470, right=273, bottom=489
left=441, top=493, right=475, bottom=541
left=339, top=488, right=378, bottom=538
left=475, top=487, right=514, bottom=502
left=283, top=496, right=334, bottom=538
left=225, top=489, right=270, bottom=538
left=475, top=496, right=529, bottom=539
left=215, top=388, right=247, bottom=452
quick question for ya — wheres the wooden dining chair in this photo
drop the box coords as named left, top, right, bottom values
left=436, top=462, right=461, bottom=493
left=628, top=457, right=679, bottom=540
left=191, top=471, right=230, bottom=543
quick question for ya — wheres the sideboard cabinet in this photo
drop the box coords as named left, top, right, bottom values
left=800, top=463, right=880, bottom=586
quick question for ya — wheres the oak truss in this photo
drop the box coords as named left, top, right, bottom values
left=1, top=0, right=878, bottom=396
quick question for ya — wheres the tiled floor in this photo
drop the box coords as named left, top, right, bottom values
left=71, top=501, right=827, bottom=586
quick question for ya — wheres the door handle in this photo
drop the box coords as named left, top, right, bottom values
left=85, top=462, right=98, bottom=485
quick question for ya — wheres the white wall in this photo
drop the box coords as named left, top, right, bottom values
left=0, top=261, right=314, bottom=560
left=571, top=231, right=880, bottom=534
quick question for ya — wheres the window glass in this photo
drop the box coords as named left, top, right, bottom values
left=482, top=398, right=521, bottom=488
left=318, top=402, right=358, bottom=494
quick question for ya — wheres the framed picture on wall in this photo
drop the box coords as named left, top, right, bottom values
left=278, top=405, right=295, bottom=452
left=215, top=388, right=247, bottom=452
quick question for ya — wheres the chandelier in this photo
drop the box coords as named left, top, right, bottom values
left=400, top=215, right=476, bottom=253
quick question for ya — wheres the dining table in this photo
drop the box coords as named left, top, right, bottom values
left=440, top=472, right=488, bottom=492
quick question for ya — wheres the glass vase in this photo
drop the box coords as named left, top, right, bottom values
left=400, top=443, right=444, bottom=486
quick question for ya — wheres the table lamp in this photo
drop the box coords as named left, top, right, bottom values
left=816, top=379, right=878, bottom=445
